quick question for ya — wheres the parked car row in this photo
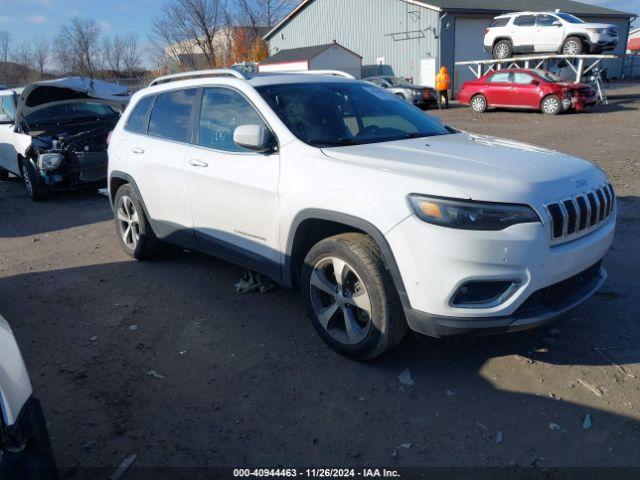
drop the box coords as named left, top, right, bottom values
left=458, top=68, right=597, bottom=114
left=364, top=76, right=438, bottom=109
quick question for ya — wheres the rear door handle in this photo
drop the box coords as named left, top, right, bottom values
left=131, top=147, right=145, bottom=155
left=189, top=159, right=209, bottom=168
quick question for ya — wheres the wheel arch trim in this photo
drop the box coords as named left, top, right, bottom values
left=284, top=209, right=410, bottom=309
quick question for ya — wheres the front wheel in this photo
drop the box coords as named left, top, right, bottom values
left=470, top=94, right=488, bottom=113
left=21, top=159, right=48, bottom=201
left=541, top=95, right=562, bottom=115
left=562, top=36, right=583, bottom=55
left=114, top=184, right=159, bottom=260
left=301, top=233, right=407, bottom=360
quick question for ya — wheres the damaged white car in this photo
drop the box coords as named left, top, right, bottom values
left=0, top=77, right=130, bottom=200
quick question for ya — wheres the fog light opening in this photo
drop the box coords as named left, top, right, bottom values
left=451, top=280, right=520, bottom=308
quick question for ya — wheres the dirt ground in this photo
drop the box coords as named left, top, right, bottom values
left=1, top=84, right=640, bottom=478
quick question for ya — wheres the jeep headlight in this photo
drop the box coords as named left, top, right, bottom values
left=587, top=28, right=606, bottom=34
left=37, top=153, right=64, bottom=171
left=409, top=195, right=540, bottom=231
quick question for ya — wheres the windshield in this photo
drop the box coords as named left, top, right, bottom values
left=24, top=101, right=118, bottom=126
left=256, top=82, right=452, bottom=147
left=556, top=13, right=584, bottom=24
left=533, top=69, right=564, bottom=82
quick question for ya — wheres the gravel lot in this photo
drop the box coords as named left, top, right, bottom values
left=1, top=84, right=639, bottom=477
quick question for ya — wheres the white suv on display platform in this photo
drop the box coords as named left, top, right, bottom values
left=107, top=69, right=616, bottom=359
left=484, top=11, right=619, bottom=59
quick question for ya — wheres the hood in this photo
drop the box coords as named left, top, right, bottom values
left=321, top=133, right=607, bottom=205
left=555, top=81, right=593, bottom=90
left=16, top=77, right=131, bottom=120
left=579, top=22, right=617, bottom=30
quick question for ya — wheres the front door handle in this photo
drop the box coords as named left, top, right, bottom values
left=131, top=147, right=145, bottom=155
left=189, top=159, right=209, bottom=168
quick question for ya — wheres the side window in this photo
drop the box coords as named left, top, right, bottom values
left=514, top=15, right=536, bottom=27
left=513, top=73, right=534, bottom=84
left=148, top=89, right=198, bottom=143
left=125, top=96, right=154, bottom=134
left=489, top=72, right=511, bottom=83
left=0, top=95, right=16, bottom=122
left=537, top=15, right=556, bottom=27
left=490, top=18, right=510, bottom=28
left=198, top=88, right=267, bottom=153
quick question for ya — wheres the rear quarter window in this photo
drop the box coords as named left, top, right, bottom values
left=125, top=96, right=154, bottom=134
left=148, top=89, right=198, bottom=143
left=490, top=18, right=510, bottom=28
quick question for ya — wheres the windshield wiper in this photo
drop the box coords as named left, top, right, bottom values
left=308, top=137, right=356, bottom=147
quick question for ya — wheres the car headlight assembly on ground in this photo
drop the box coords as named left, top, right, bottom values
left=409, top=194, right=541, bottom=230
left=37, top=153, right=65, bottom=172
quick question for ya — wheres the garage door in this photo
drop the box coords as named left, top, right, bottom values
left=454, top=16, right=493, bottom=93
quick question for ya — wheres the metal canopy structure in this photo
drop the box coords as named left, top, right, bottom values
left=455, top=54, right=622, bottom=103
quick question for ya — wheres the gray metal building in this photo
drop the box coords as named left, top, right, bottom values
left=264, top=0, right=636, bottom=92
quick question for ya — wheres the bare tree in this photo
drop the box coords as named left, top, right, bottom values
left=151, top=0, right=230, bottom=70
left=55, top=18, right=102, bottom=77
left=236, top=0, right=296, bottom=29
left=0, top=31, right=10, bottom=84
left=122, top=33, right=142, bottom=77
left=12, top=41, right=33, bottom=82
left=34, top=38, right=50, bottom=79
left=103, top=35, right=126, bottom=76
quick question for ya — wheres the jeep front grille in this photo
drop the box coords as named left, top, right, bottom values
left=545, top=184, right=615, bottom=241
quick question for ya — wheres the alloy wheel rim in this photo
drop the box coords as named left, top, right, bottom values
left=472, top=97, right=485, bottom=111
left=564, top=41, right=580, bottom=55
left=117, top=196, right=140, bottom=250
left=309, top=256, right=372, bottom=346
left=496, top=44, right=509, bottom=58
left=543, top=97, right=559, bottom=113
left=22, top=164, right=33, bottom=195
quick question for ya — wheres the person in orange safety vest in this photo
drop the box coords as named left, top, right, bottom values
left=435, top=66, right=451, bottom=109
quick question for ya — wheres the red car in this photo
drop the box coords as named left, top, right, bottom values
left=458, top=69, right=597, bottom=115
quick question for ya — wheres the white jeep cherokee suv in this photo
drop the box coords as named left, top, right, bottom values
left=107, top=70, right=615, bottom=359
left=484, top=11, right=619, bottom=59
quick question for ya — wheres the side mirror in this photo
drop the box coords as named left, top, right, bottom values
left=0, top=113, right=13, bottom=124
left=233, top=124, right=275, bottom=153
left=553, top=21, right=562, bottom=27
left=531, top=79, right=540, bottom=86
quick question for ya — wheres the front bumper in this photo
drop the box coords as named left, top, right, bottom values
left=588, top=35, right=618, bottom=52
left=405, top=262, right=606, bottom=337
left=572, top=93, right=598, bottom=111
left=386, top=209, right=615, bottom=337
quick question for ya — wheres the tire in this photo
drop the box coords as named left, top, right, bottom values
left=21, top=159, right=48, bottom=201
left=301, top=233, right=407, bottom=360
left=114, top=184, right=159, bottom=260
left=493, top=40, right=512, bottom=60
left=541, top=95, right=562, bottom=115
left=562, top=36, right=583, bottom=56
left=470, top=94, right=488, bottom=113
left=0, top=169, right=9, bottom=181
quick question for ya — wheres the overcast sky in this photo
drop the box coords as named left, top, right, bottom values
left=0, top=0, right=638, bottom=62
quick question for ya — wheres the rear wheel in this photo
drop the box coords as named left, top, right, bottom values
left=562, top=36, right=583, bottom=55
left=493, top=40, right=512, bottom=59
left=114, top=184, right=159, bottom=260
left=21, top=159, right=48, bottom=201
left=470, top=94, right=488, bottom=113
left=302, top=233, right=407, bottom=360
left=541, top=95, right=562, bottom=115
